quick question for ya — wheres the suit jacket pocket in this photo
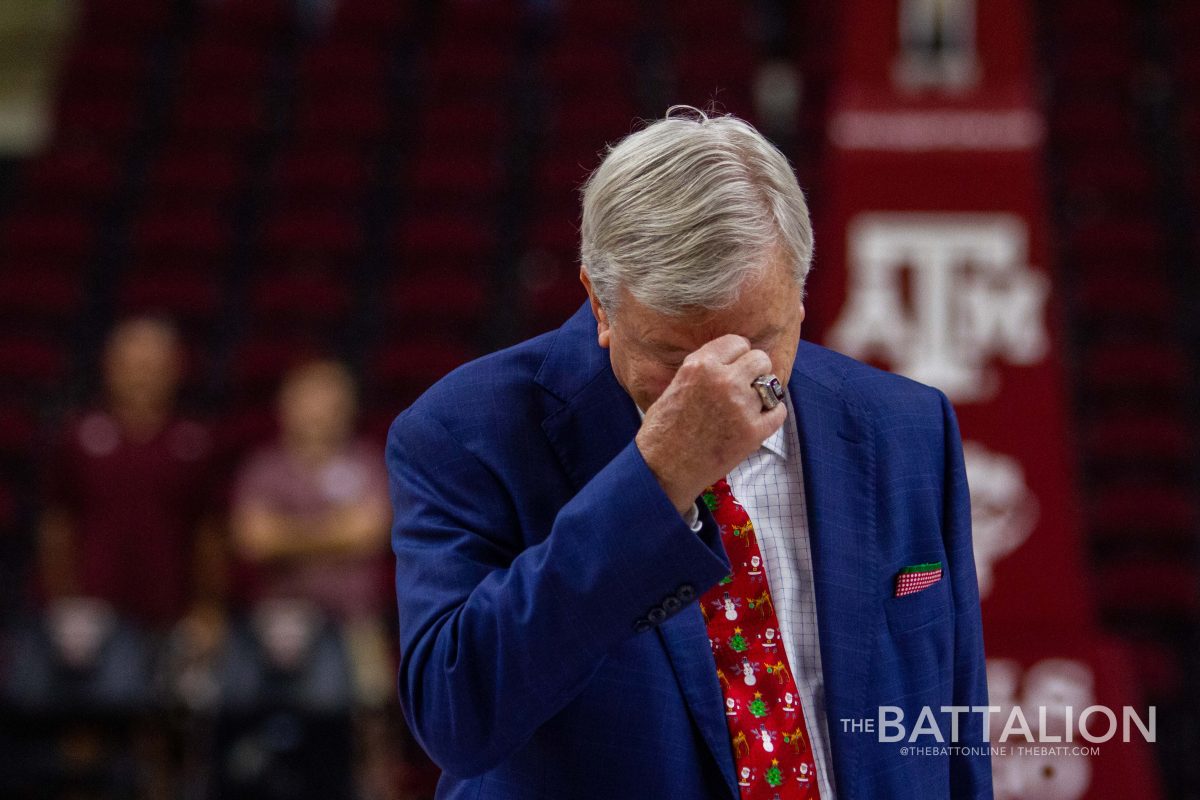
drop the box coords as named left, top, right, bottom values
left=885, top=575, right=951, bottom=634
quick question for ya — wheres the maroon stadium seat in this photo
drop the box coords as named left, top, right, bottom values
left=1051, top=41, right=1136, bottom=85
left=427, top=40, right=516, bottom=98
left=52, top=89, right=141, bottom=145
left=1095, top=560, right=1200, bottom=618
left=0, top=210, right=96, bottom=263
left=270, top=144, right=372, bottom=204
left=293, top=91, right=390, bottom=147
left=247, top=270, right=353, bottom=324
left=298, top=40, right=390, bottom=90
left=386, top=271, right=488, bottom=329
left=328, top=0, right=413, bottom=42
left=172, top=85, right=269, bottom=146
left=410, top=150, right=504, bottom=206
left=0, top=269, right=85, bottom=325
left=179, top=37, right=272, bottom=91
left=557, top=0, right=638, bottom=39
left=0, top=336, right=69, bottom=395
left=132, top=206, right=233, bottom=263
left=665, top=0, right=746, bottom=35
left=544, top=46, right=633, bottom=96
left=197, top=0, right=294, bottom=42
left=117, top=270, right=224, bottom=322
left=1075, top=267, right=1174, bottom=325
left=79, top=0, right=172, bottom=40
left=58, top=39, right=148, bottom=94
left=395, top=213, right=497, bottom=271
left=1082, top=340, right=1190, bottom=394
left=440, top=0, right=522, bottom=37
left=1067, top=218, right=1165, bottom=262
left=22, top=143, right=122, bottom=207
left=146, top=146, right=245, bottom=202
left=370, top=338, right=476, bottom=404
left=261, top=208, right=366, bottom=268
left=548, top=97, right=640, bottom=147
left=0, top=406, right=38, bottom=461
left=228, top=335, right=327, bottom=402
left=1052, top=102, right=1138, bottom=148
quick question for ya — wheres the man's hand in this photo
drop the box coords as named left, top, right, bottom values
left=635, top=335, right=787, bottom=515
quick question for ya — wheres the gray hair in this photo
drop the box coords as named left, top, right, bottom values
left=580, top=105, right=813, bottom=316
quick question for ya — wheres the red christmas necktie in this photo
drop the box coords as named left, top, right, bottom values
left=700, top=478, right=822, bottom=799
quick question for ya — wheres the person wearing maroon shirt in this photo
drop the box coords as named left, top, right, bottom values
left=230, top=358, right=392, bottom=702
left=37, top=317, right=223, bottom=633
left=228, top=359, right=396, bottom=798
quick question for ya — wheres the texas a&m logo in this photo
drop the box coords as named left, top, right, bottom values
left=828, top=213, right=1050, bottom=403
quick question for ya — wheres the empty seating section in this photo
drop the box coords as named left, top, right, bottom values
left=1039, top=0, right=1200, bottom=734
left=523, top=1, right=640, bottom=329
left=0, top=0, right=835, bottom=438
left=0, top=1, right=846, bottom=636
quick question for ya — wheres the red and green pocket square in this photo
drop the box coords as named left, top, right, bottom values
left=894, top=562, right=943, bottom=597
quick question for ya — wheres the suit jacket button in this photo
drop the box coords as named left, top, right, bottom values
left=633, top=618, right=652, bottom=633
left=647, top=607, right=667, bottom=624
left=676, top=584, right=695, bottom=602
left=662, top=595, right=682, bottom=613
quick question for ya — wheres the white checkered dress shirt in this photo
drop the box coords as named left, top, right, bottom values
left=726, top=392, right=836, bottom=797
left=640, top=395, right=837, bottom=796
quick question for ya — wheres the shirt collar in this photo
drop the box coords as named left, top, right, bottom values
left=634, top=393, right=791, bottom=461
left=762, top=405, right=790, bottom=460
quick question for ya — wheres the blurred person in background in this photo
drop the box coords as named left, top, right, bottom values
left=228, top=358, right=396, bottom=798
left=11, top=316, right=224, bottom=796
left=37, top=315, right=224, bottom=642
left=230, top=358, right=392, bottom=702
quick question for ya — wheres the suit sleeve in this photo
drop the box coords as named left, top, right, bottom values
left=937, top=388, right=994, bottom=799
left=386, top=407, right=732, bottom=778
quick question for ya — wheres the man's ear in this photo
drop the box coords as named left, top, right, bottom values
left=578, top=267, right=611, bottom=349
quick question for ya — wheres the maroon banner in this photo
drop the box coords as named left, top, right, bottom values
left=805, top=2, right=1162, bottom=796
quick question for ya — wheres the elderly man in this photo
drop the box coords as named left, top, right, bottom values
left=387, top=108, right=991, bottom=799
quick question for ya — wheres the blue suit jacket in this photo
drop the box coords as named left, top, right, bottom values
left=387, top=302, right=992, bottom=799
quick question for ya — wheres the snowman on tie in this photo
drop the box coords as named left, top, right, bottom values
left=756, top=724, right=776, bottom=753
left=740, top=656, right=758, bottom=686
left=721, top=591, right=739, bottom=621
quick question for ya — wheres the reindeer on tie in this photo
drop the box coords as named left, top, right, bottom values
left=783, top=727, right=806, bottom=754
left=748, top=589, right=775, bottom=619
left=765, top=661, right=792, bottom=685
left=731, top=521, right=756, bottom=549
left=732, top=730, right=750, bottom=758
left=716, top=668, right=730, bottom=689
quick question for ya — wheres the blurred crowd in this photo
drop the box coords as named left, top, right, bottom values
left=0, top=315, right=429, bottom=800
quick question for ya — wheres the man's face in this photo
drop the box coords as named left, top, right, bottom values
left=581, top=252, right=805, bottom=413
left=103, top=321, right=182, bottom=410
left=279, top=373, right=355, bottom=449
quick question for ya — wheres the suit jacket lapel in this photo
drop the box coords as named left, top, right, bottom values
left=655, top=593, right=741, bottom=798
left=536, top=304, right=741, bottom=800
left=790, top=343, right=879, bottom=800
